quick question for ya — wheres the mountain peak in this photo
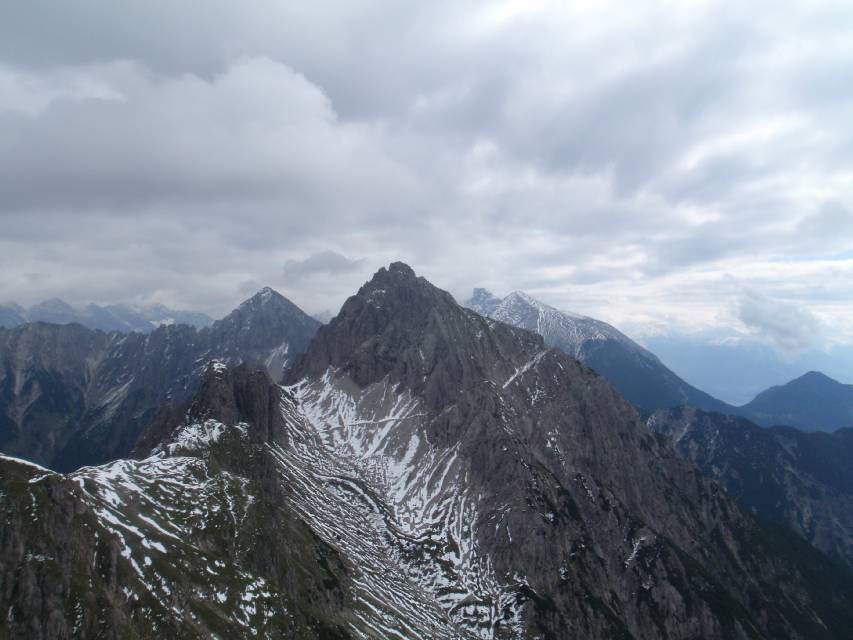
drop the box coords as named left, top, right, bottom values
left=2, top=302, right=25, bottom=313
left=505, top=290, right=539, bottom=307
left=503, top=290, right=591, bottom=320
left=358, top=261, right=422, bottom=295
left=465, top=287, right=501, bottom=316
left=241, top=286, right=286, bottom=307
left=471, top=287, right=493, bottom=296
left=387, top=261, right=416, bottom=277
left=229, top=286, right=316, bottom=321
left=353, top=262, right=449, bottom=309
left=211, top=288, right=320, bottom=382
left=0, top=299, right=213, bottom=332
left=742, top=370, right=853, bottom=431
left=285, top=263, right=544, bottom=398
left=796, top=370, right=837, bottom=384
left=27, top=297, right=80, bottom=324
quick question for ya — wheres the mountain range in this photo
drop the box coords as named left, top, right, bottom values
left=4, top=263, right=853, bottom=639
left=466, top=289, right=853, bottom=432
left=0, top=287, right=319, bottom=471
left=0, top=298, right=214, bottom=333
left=644, top=332, right=853, bottom=405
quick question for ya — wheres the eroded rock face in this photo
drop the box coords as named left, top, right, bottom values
left=132, top=362, right=288, bottom=456
left=649, top=406, right=853, bottom=570
left=0, top=288, right=318, bottom=471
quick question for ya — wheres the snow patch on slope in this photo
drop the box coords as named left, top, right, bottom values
left=158, top=419, right=249, bottom=456
left=485, top=290, right=646, bottom=360
left=71, top=452, right=271, bottom=630
left=284, top=370, right=527, bottom=638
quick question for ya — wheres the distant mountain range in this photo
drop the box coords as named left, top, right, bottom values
left=9, top=291, right=851, bottom=431
left=0, top=287, right=319, bottom=471
left=466, top=289, right=853, bottom=432
left=4, top=263, right=853, bottom=639
left=0, top=298, right=214, bottom=332
left=644, top=332, right=853, bottom=405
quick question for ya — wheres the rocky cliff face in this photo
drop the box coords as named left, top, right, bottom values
left=465, top=289, right=733, bottom=414
left=648, top=406, right=853, bottom=570
left=0, top=288, right=319, bottom=471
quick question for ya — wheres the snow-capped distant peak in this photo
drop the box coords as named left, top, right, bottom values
left=504, top=290, right=535, bottom=305
left=504, top=291, right=587, bottom=319
left=481, top=289, right=644, bottom=360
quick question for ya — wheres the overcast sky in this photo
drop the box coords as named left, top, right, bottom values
left=1, top=0, right=852, bottom=352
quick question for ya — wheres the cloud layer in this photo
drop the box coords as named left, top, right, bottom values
left=1, top=0, right=851, bottom=347
left=735, top=289, right=825, bottom=354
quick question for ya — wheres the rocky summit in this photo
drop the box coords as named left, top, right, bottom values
left=3, top=264, right=853, bottom=639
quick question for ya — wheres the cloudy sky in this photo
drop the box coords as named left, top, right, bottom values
left=2, top=0, right=852, bottom=352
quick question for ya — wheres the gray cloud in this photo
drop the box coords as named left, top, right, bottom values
left=283, top=251, right=367, bottom=280
left=797, top=200, right=853, bottom=248
left=0, top=0, right=851, bottom=344
left=735, top=289, right=824, bottom=354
